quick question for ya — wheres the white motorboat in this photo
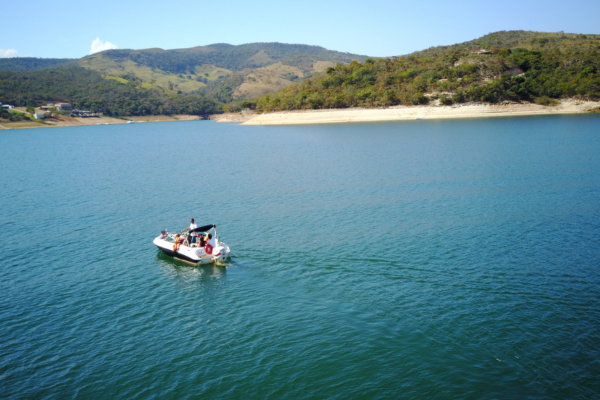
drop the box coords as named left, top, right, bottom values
left=153, top=224, right=231, bottom=265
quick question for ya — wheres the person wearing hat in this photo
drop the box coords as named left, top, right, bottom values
left=159, top=230, right=167, bottom=240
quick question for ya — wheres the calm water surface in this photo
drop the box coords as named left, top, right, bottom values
left=1, top=115, right=599, bottom=399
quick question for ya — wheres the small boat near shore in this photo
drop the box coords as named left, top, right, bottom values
left=153, top=224, right=231, bottom=265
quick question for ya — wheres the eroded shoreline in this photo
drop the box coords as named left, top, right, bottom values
left=240, top=100, right=600, bottom=125
left=2, top=100, right=598, bottom=130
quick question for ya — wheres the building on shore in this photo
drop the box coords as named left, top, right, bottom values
left=55, top=103, right=72, bottom=111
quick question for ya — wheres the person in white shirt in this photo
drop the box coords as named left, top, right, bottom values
left=181, top=218, right=198, bottom=244
left=207, top=233, right=216, bottom=248
left=205, top=233, right=217, bottom=254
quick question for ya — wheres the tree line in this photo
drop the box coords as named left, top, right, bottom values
left=0, top=57, right=74, bottom=72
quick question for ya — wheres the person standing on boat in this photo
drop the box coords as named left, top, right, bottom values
left=182, top=218, right=198, bottom=244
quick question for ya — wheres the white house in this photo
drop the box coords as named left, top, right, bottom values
left=34, top=113, right=46, bottom=119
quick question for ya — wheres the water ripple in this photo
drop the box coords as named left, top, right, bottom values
left=1, top=116, right=599, bottom=398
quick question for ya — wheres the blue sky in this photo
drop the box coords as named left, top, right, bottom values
left=1, top=0, right=599, bottom=59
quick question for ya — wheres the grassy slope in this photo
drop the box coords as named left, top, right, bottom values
left=77, top=43, right=366, bottom=99
left=253, top=31, right=600, bottom=111
left=78, top=54, right=232, bottom=92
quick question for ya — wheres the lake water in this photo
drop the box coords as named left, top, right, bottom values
left=1, top=115, right=599, bottom=399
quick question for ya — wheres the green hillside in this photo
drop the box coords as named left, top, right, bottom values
left=4, top=32, right=596, bottom=116
left=254, top=31, right=600, bottom=112
left=77, top=53, right=229, bottom=92
left=0, top=66, right=219, bottom=116
left=0, top=42, right=366, bottom=115
left=76, top=43, right=367, bottom=100
left=0, top=43, right=366, bottom=114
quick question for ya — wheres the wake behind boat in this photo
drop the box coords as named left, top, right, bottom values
left=153, top=224, right=231, bottom=265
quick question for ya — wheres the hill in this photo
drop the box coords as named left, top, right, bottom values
left=0, top=66, right=220, bottom=116
left=0, top=42, right=366, bottom=115
left=77, top=43, right=367, bottom=100
left=253, top=31, right=600, bottom=112
left=0, top=43, right=367, bottom=110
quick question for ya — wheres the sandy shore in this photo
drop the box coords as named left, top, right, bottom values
left=242, top=100, right=600, bottom=125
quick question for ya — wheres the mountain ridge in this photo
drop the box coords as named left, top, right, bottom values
left=1, top=31, right=598, bottom=117
left=0, top=42, right=367, bottom=98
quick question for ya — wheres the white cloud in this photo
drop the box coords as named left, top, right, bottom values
left=89, top=38, right=118, bottom=54
left=0, top=49, right=19, bottom=58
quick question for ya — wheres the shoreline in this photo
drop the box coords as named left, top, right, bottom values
left=241, top=100, right=600, bottom=125
left=0, top=114, right=205, bottom=130
left=2, top=100, right=598, bottom=130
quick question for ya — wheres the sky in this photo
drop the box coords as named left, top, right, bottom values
left=1, top=0, right=599, bottom=59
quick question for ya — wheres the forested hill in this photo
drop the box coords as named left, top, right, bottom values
left=0, top=57, right=74, bottom=72
left=0, top=43, right=366, bottom=105
left=254, top=31, right=600, bottom=112
left=0, top=67, right=220, bottom=116
left=93, top=43, right=365, bottom=73
left=3, top=32, right=598, bottom=116
left=77, top=43, right=367, bottom=101
left=0, top=42, right=366, bottom=116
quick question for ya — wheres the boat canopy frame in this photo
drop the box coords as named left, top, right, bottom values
left=190, top=224, right=216, bottom=234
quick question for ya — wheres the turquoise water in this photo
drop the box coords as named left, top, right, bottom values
left=1, top=115, right=599, bottom=399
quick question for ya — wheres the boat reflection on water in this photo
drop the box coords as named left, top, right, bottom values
left=156, top=252, right=229, bottom=285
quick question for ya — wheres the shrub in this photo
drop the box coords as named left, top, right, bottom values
left=439, top=94, right=454, bottom=105
left=534, top=96, right=559, bottom=106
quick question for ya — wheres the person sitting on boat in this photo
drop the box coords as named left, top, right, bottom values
left=181, top=218, right=198, bottom=244
left=159, top=230, right=167, bottom=240
left=207, top=233, right=216, bottom=248
left=198, top=234, right=206, bottom=247
left=173, top=234, right=181, bottom=252
left=204, top=233, right=217, bottom=254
